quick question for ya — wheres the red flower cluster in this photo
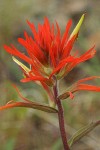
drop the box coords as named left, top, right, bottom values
left=0, top=14, right=99, bottom=112
left=4, top=15, right=96, bottom=86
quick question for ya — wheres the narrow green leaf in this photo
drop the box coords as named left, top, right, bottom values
left=0, top=101, right=58, bottom=113
left=68, top=120, right=100, bottom=147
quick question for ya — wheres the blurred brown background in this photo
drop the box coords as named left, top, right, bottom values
left=0, top=0, right=100, bottom=150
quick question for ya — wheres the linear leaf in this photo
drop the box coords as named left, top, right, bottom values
left=0, top=101, right=58, bottom=113
left=68, top=120, right=100, bottom=147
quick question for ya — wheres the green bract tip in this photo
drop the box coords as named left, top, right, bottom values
left=70, top=14, right=85, bottom=39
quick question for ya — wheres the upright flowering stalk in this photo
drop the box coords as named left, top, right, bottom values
left=0, top=14, right=100, bottom=150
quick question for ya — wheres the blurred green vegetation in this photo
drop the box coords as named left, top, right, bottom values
left=0, top=0, right=100, bottom=150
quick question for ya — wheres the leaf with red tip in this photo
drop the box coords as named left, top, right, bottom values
left=0, top=101, right=58, bottom=113
left=59, top=76, right=100, bottom=100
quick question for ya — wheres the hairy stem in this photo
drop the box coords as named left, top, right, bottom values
left=53, top=77, right=70, bottom=150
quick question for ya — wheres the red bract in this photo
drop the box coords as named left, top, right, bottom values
left=4, top=14, right=96, bottom=86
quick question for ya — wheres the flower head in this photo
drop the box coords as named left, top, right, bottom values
left=4, top=14, right=96, bottom=86
left=0, top=14, right=100, bottom=112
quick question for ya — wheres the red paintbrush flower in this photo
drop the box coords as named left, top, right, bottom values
left=3, top=14, right=100, bottom=105
left=1, top=14, right=100, bottom=150
left=4, top=14, right=96, bottom=86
